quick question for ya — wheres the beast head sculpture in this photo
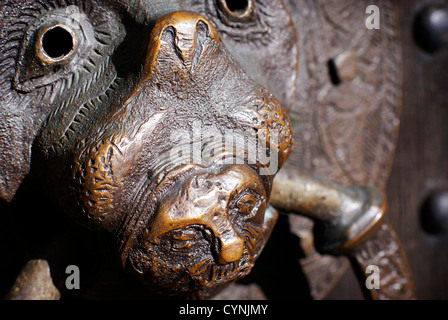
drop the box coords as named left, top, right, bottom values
left=0, top=0, right=296, bottom=298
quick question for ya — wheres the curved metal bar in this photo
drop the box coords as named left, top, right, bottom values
left=270, top=168, right=417, bottom=299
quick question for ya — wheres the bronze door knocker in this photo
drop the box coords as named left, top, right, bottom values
left=0, top=0, right=416, bottom=300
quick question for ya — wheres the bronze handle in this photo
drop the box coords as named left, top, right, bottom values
left=270, top=169, right=417, bottom=300
left=348, top=223, right=416, bottom=300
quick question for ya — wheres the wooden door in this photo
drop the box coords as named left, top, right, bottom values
left=326, top=0, right=448, bottom=299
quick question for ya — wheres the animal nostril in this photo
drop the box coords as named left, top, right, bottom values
left=161, top=26, right=176, bottom=44
left=196, top=20, right=210, bottom=38
left=159, top=21, right=208, bottom=67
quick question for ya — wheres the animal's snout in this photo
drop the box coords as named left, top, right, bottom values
left=67, top=10, right=292, bottom=294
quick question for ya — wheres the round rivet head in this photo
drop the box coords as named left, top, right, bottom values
left=420, top=189, right=448, bottom=235
left=413, top=5, right=448, bottom=53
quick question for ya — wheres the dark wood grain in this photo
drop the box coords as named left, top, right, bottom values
left=327, top=0, right=448, bottom=299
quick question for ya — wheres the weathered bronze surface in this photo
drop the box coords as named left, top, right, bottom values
left=6, top=259, right=60, bottom=300
left=0, top=0, right=415, bottom=300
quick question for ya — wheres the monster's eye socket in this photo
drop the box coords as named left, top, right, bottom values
left=218, top=0, right=255, bottom=21
left=36, top=24, right=77, bottom=64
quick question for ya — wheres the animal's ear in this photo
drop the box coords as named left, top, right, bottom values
left=0, top=5, right=32, bottom=202
left=0, top=3, right=48, bottom=202
left=0, top=112, right=35, bottom=202
left=0, top=2, right=126, bottom=202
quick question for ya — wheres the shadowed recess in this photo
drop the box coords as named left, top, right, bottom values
left=42, top=27, right=74, bottom=59
left=225, top=0, right=250, bottom=15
